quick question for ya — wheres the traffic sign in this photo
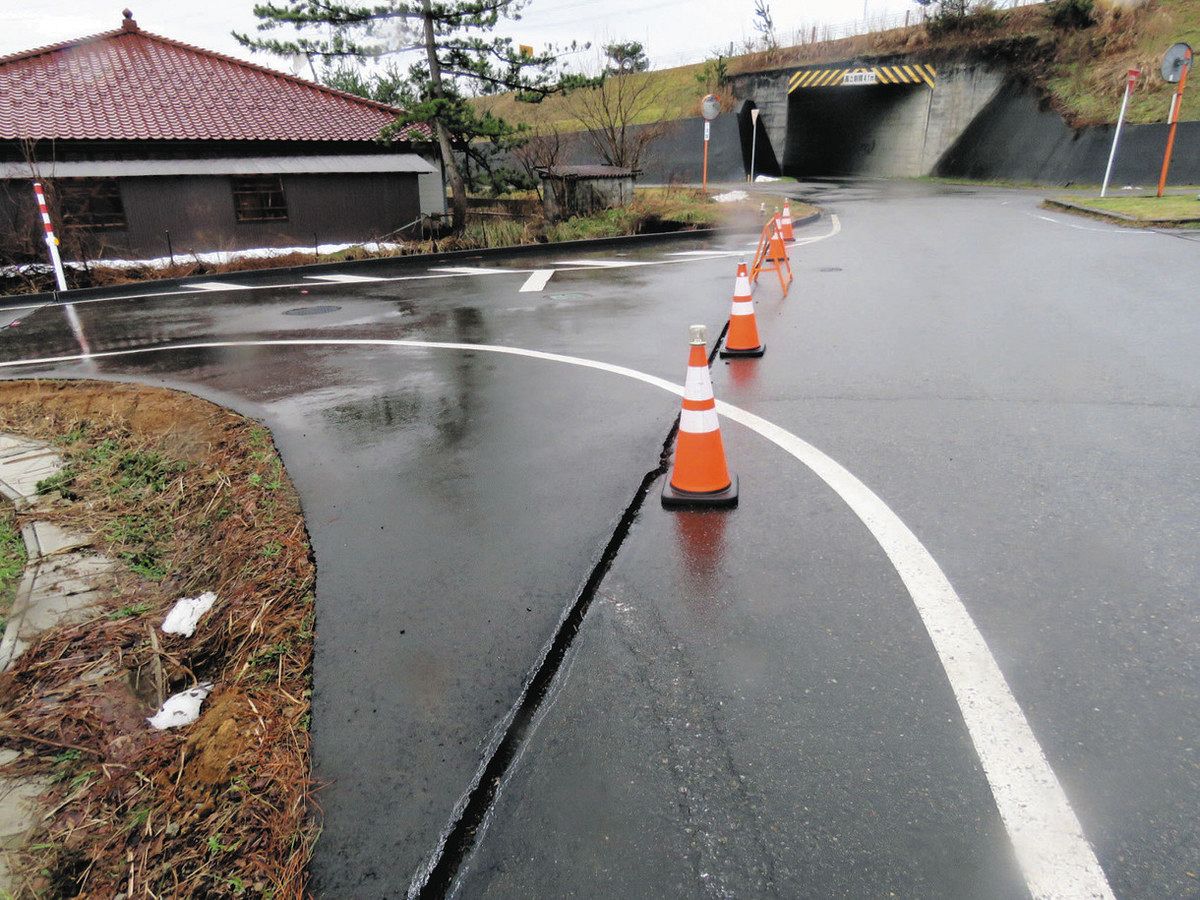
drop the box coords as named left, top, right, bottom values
left=1162, top=42, right=1192, bottom=84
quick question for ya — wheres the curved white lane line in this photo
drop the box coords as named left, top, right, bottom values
left=0, top=336, right=1110, bottom=898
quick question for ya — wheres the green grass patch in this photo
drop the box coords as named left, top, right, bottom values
left=0, top=504, right=27, bottom=635
left=1055, top=193, right=1200, bottom=222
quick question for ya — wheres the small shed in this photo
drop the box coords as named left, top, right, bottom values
left=538, top=165, right=637, bottom=221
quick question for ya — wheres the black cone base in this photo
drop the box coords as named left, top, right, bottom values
left=661, top=474, right=739, bottom=509
left=720, top=342, right=765, bottom=359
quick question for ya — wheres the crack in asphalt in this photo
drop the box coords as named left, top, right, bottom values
left=412, top=322, right=732, bottom=898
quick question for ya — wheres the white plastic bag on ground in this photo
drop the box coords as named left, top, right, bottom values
left=147, top=682, right=213, bottom=729
left=161, top=591, right=217, bottom=637
left=713, top=190, right=749, bottom=203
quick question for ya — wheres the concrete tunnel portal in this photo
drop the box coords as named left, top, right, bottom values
left=786, top=82, right=932, bottom=176
left=771, top=62, right=945, bottom=178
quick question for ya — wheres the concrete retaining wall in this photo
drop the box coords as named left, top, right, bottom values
left=568, top=115, right=747, bottom=184
left=937, top=84, right=1200, bottom=186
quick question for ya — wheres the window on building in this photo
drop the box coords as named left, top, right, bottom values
left=232, top=175, right=288, bottom=222
left=59, top=179, right=126, bottom=229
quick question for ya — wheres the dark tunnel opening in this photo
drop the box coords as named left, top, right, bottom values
left=783, top=83, right=931, bottom=177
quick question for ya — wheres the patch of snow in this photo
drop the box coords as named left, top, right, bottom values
left=754, top=175, right=781, bottom=183
left=147, top=682, right=213, bottom=730
left=2, top=243, right=406, bottom=276
left=713, top=190, right=749, bottom=203
left=162, top=591, right=217, bottom=637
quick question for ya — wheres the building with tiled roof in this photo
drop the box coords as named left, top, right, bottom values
left=0, top=10, right=444, bottom=262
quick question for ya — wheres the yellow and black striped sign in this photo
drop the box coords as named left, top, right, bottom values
left=788, top=63, right=937, bottom=92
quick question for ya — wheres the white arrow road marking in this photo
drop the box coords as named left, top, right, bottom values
left=519, top=270, right=555, bottom=293
left=306, top=273, right=389, bottom=283
left=189, top=281, right=251, bottom=291
left=0, top=331, right=1113, bottom=900
left=554, top=259, right=648, bottom=267
left=428, top=266, right=514, bottom=275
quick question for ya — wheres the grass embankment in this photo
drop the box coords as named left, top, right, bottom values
left=0, top=504, right=26, bottom=635
left=474, top=0, right=1197, bottom=132
left=463, top=186, right=741, bottom=244
left=0, top=381, right=316, bottom=898
left=1051, top=193, right=1200, bottom=223
left=1046, top=0, right=1200, bottom=125
left=476, top=62, right=713, bottom=131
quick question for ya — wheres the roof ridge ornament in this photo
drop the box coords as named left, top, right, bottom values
left=121, top=9, right=138, bottom=32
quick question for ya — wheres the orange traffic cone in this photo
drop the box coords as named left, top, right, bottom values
left=663, top=325, right=739, bottom=509
left=766, top=214, right=790, bottom=264
left=781, top=200, right=795, bottom=241
left=720, top=262, right=764, bottom=358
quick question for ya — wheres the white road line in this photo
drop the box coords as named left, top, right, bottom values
left=519, top=270, right=555, bottom=293
left=189, top=281, right=252, bottom=291
left=306, top=273, right=389, bottom=283
left=428, top=266, right=515, bottom=275
left=0, top=217, right=843, bottom=315
left=1030, top=212, right=1151, bottom=235
left=0, top=332, right=1112, bottom=900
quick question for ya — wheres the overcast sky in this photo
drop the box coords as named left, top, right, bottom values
left=1, top=0, right=920, bottom=74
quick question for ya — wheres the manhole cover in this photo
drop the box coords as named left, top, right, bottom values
left=819, top=267, right=843, bottom=273
left=283, top=305, right=341, bottom=316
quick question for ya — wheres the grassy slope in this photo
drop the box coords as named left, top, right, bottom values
left=1045, top=0, right=1200, bottom=125
left=474, top=0, right=1196, bottom=132
left=475, top=62, right=711, bottom=132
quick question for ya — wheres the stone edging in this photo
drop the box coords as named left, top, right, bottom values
left=0, top=435, right=115, bottom=673
left=0, top=432, right=117, bottom=894
left=1043, top=198, right=1200, bottom=228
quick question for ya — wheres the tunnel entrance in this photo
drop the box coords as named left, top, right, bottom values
left=783, top=80, right=933, bottom=177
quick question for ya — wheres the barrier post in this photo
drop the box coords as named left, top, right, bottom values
left=1101, top=68, right=1139, bottom=198
left=32, top=182, right=68, bottom=292
left=1157, top=47, right=1192, bottom=198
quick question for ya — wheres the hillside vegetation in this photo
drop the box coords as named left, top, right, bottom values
left=473, top=0, right=1197, bottom=131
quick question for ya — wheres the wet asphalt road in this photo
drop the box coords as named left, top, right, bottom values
left=1, top=180, right=1198, bottom=898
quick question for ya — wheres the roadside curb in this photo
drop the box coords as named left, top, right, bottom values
left=1043, top=198, right=1200, bottom=228
left=1, top=227, right=721, bottom=309
left=790, top=209, right=822, bottom=229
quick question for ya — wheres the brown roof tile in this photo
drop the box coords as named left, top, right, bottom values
left=0, top=17, right=430, bottom=143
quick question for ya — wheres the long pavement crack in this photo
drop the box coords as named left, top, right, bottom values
left=411, top=322, right=731, bottom=898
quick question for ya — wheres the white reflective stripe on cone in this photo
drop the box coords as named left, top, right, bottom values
left=679, top=407, right=720, bottom=433
left=683, top=365, right=715, bottom=401
left=730, top=300, right=756, bottom=316
left=734, top=276, right=752, bottom=296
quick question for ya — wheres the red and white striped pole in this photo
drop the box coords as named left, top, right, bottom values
left=32, top=182, right=68, bottom=292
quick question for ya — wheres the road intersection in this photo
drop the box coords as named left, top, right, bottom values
left=0, top=180, right=1196, bottom=898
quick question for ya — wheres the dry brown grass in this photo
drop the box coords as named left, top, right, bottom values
left=0, top=380, right=317, bottom=898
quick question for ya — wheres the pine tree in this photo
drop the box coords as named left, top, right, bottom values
left=234, top=1, right=590, bottom=232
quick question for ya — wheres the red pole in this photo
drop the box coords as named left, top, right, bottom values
left=1157, top=47, right=1192, bottom=198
